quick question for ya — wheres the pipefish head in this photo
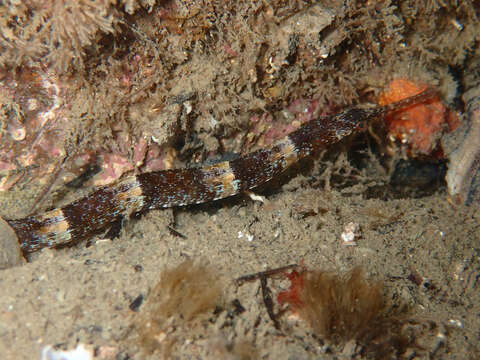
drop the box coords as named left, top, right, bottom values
left=347, top=87, right=438, bottom=129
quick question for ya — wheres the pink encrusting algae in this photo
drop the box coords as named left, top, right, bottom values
left=0, top=66, right=68, bottom=191
left=246, top=97, right=336, bottom=150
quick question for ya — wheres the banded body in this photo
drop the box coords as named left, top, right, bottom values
left=4, top=89, right=435, bottom=254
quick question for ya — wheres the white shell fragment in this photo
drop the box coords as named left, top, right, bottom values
left=245, top=190, right=266, bottom=203
left=41, top=344, right=93, bottom=360
left=341, top=222, right=361, bottom=246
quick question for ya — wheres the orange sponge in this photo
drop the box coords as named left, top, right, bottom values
left=378, top=79, right=459, bottom=157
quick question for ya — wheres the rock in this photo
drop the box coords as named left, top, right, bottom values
left=0, top=217, right=24, bottom=269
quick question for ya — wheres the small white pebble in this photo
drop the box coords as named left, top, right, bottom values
left=41, top=343, right=93, bottom=360
left=238, top=230, right=254, bottom=242
left=341, top=222, right=361, bottom=246
left=151, top=135, right=161, bottom=144
left=10, top=126, right=26, bottom=141
left=184, top=101, right=193, bottom=114
left=246, top=191, right=265, bottom=203
left=448, top=319, right=464, bottom=328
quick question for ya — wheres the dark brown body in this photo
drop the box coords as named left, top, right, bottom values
left=2, top=89, right=436, bottom=255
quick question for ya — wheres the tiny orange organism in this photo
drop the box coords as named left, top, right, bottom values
left=277, top=269, right=305, bottom=310
left=378, top=79, right=459, bottom=157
